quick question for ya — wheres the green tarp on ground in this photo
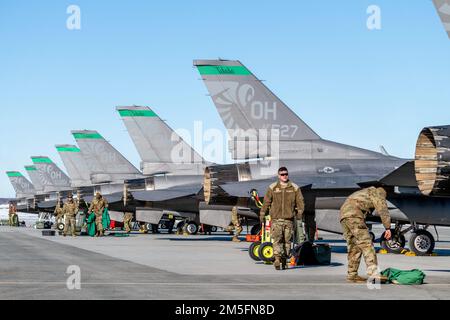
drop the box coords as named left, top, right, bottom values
left=381, top=268, right=426, bottom=285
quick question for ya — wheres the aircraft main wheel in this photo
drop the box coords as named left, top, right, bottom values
left=249, top=241, right=261, bottom=261
left=409, top=230, right=435, bottom=256
left=380, top=230, right=405, bottom=254
left=186, top=222, right=198, bottom=235
left=210, top=226, right=218, bottom=233
left=57, top=223, right=65, bottom=231
left=251, top=224, right=262, bottom=236
left=258, top=242, right=275, bottom=263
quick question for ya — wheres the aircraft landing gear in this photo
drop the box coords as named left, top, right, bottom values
left=380, top=223, right=436, bottom=256
left=381, top=227, right=406, bottom=254
left=409, top=228, right=435, bottom=256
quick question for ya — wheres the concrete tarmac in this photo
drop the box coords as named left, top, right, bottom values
left=0, top=225, right=449, bottom=300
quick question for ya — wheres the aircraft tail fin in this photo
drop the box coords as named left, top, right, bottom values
left=24, top=165, right=44, bottom=193
left=31, top=156, right=72, bottom=193
left=72, top=130, right=143, bottom=184
left=6, top=171, right=35, bottom=198
left=433, top=0, right=450, bottom=38
left=56, top=145, right=92, bottom=187
left=194, top=59, right=321, bottom=159
left=117, top=106, right=206, bottom=175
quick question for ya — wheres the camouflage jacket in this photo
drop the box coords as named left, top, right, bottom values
left=89, top=197, right=108, bottom=216
left=340, top=187, right=391, bottom=229
left=54, top=206, right=63, bottom=217
left=63, top=201, right=79, bottom=218
left=260, top=181, right=305, bottom=221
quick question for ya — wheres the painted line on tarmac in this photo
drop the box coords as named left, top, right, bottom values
left=0, top=282, right=449, bottom=286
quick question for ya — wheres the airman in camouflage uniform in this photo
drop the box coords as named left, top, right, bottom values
left=54, top=202, right=64, bottom=229
left=8, top=203, right=17, bottom=227
left=260, top=167, right=305, bottom=270
left=88, top=192, right=108, bottom=237
left=227, top=206, right=243, bottom=242
left=63, top=196, right=79, bottom=237
left=123, top=212, right=133, bottom=233
left=340, top=186, right=392, bottom=283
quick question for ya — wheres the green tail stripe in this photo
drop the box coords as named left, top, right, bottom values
left=197, top=65, right=251, bottom=76
left=118, top=109, right=157, bottom=117
left=31, top=157, right=52, bottom=164
left=57, top=147, right=81, bottom=152
left=25, top=166, right=37, bottom=171
left=6, top=172, right=23, bottom=177
left=73, top=133, right=103, bottom=140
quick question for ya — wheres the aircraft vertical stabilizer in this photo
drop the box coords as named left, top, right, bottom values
left=433, top=0, right=450, bottom=38
left=30, top=156, right=72, bottom=193
left=56, top=144, right=92, bottom=187
left=6, top=171, right=35, bottom=198
left=72, top=130, right=144, bottom=184
left=117, top=106, right=207, bottom=175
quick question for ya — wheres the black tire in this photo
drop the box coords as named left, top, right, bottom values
left=409, top=230, right=435, bottom=256
left=249, top=242, right=261, bottom=261
left=380, top=230, right=406, bottom=254
left=369, top=232, right=376, bottom=243
left=251, top=224, right=262, bottom=236
left=210, top=226, right=218, bottom=233
left=57, top=223, right=65, bottom=231
left=186, top=222, right=198, bottom=235
left=258, top=242, right=275, bottom=263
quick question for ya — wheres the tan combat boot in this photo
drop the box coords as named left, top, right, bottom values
left=347, top=275, right=368, bottom=283
left=232, top=236, right=241, bottom=242
left=274, top=256, right=281, bottom=270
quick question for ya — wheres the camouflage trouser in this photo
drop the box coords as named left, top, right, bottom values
left=227, top=207, right=243, bottom=236
left=271, top=219, right=294, bottom=258
left=8, top=215, right=14, bottom=226
left=95, top=215, right=103, bottom=234
left=64, top=217, right=76, bottom=236
left=123, top=212, right=133, bottom=232
left=341, top=217, right=378, bottom=277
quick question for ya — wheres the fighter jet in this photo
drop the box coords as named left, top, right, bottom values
left=117, top=106, right=214, bottom=234
left=5, top=171, right=36, bottom=211
left=433, top=0, right=450, bottom=38
left=193, top=59, right=450, bottom=255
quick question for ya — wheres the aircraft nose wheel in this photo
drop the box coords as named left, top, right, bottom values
left=380, top=229, right=406, bottom=254
left=185, top=222, right=199, bottom=235
left=409, top=230, right=435, bottom=256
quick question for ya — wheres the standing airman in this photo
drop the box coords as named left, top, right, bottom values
left=260, top=167, right=305, bottom=270
left=88, top=192, right=108, bottom=237
left=63, top=195, right=79, bottom=237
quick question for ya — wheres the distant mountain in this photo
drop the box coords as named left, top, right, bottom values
left=0, top=198, right=12, bottom=205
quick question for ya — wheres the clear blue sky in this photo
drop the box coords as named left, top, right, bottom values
left=1, top=0, right=449, bottom=198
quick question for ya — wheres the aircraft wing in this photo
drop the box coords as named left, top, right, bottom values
left=83, top=192, right=123, bottom=204
left=37, top=200, right=58, bottom=209
left=131, top=186, right=202, bottom=202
